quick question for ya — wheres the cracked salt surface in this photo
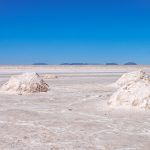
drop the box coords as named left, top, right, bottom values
left=0, top=65, right=149, bottom=150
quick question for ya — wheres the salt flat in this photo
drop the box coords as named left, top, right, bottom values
left=0, top=65, right=150, bottom=150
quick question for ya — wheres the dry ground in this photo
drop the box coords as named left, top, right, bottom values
left=0, top=65, right=149, bottom=150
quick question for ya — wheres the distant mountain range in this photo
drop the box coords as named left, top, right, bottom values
left=32, top=62, right=137, bottom=65
left=105, top=62, right=137, bottom=65
left=61, top=62, right=137, bottom=65
left=60, top=63, right=89, bottom=65
left=124, top=62, right=137, bottom=65
left=32, top=63, right=48, bottom=65
left=105, top=63, right=118, bottom=65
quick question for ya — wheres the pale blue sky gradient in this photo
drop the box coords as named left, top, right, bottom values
left=0, top=0, right=150, bottom=64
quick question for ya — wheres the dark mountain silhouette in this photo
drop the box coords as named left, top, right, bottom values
left=61, top=63, right=88, bottom=65
left=105, top=63, right=118, bottom=65
left=32, top=63, right=48, bottom=65
left=124, top=62, right=137, bottom=65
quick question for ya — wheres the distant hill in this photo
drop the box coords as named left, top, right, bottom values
left=32, top=63, right=48, bottom=65
left=124, top=62, right=137, bottom=65
left=61, top=63, right=88, bottom=65
left=105, top=63, right=118, bottom=65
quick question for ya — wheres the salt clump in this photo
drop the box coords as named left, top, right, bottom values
left=115, top=70, right=146, bottom=87
left=0, top=72, right=49, bottom=94
left=109, top=71, right=150, bottom=109
left=40, top=74, right=58, bottom=79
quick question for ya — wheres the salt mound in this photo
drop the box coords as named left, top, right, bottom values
left=115, top=70, right=147, bottom=87
left=40, top=74, right=58, bottom=79
left=0, top=72, right=49, bottom=94
left=109, top=71, right=150, bottom=109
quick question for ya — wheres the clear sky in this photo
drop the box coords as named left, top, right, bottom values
left=0, top=0, right=150, bottom=64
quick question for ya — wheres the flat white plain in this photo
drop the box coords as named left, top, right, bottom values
left=0, top=65, right=149, bottom=150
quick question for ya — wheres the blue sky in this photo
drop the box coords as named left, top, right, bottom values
left=0, top=0, right=150, bottom=64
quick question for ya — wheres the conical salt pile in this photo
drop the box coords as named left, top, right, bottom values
left=108, top=71, right=150, bottom=109
left=115, top=70, right=147, bottom=88
left=0, top=72, right=49, bottom=94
